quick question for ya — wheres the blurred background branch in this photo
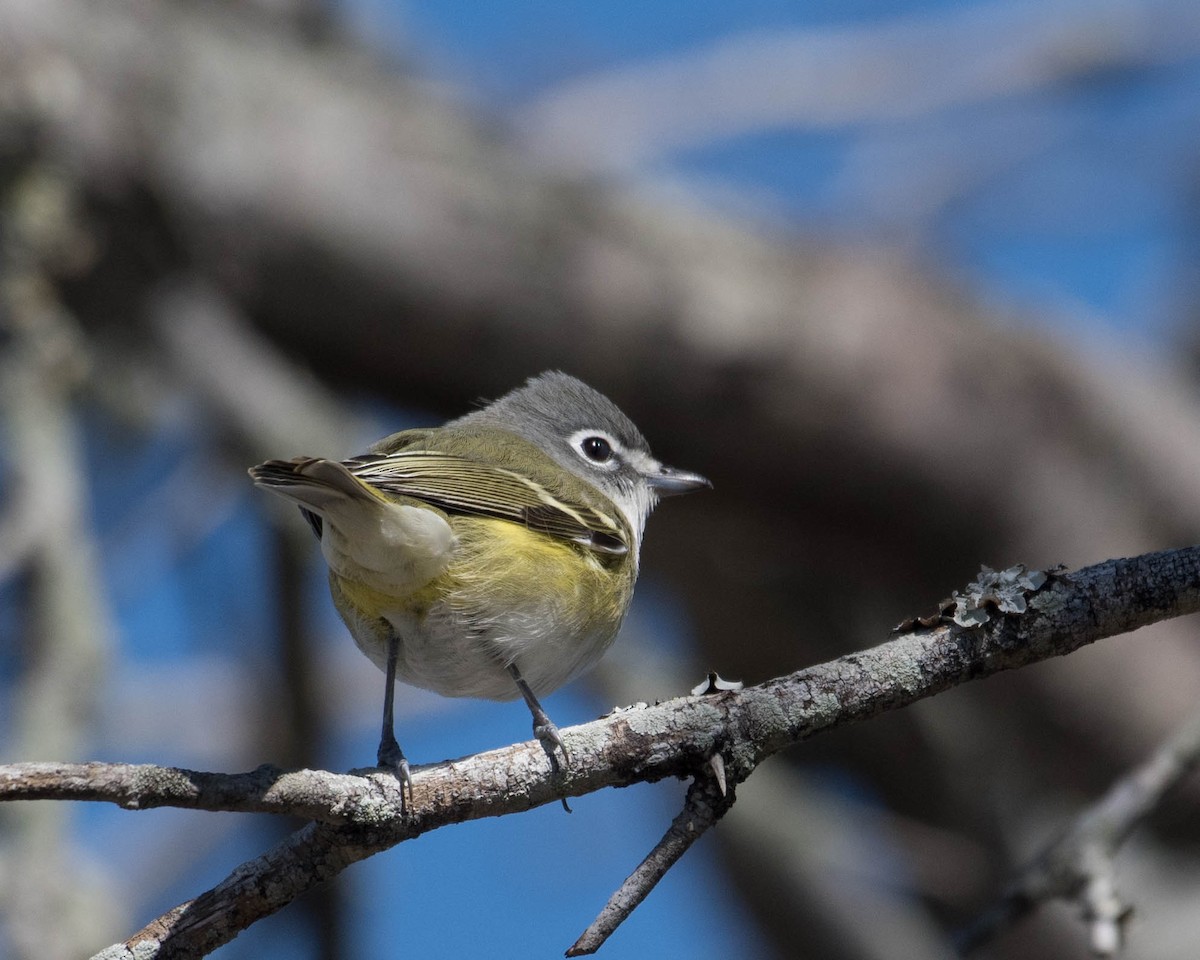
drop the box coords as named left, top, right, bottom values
left=0, top=161, right=120, bottom=958
left=516, top=0, right=1200, bottom=170
left=959, top=704, right=1200, bottom=957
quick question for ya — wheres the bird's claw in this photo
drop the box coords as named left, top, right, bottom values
left=533, top=717, right=570, bottom=768
left=532, top=713, right=572, bottom=813
left=377, top=733, right=413, bottom=807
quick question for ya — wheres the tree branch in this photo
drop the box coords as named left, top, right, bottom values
left=958, top=704, right=1200, bottom=956
left=91, top=820, right=383, bottom=960
left=568, top=769, right=736, bottom=956
left=1, top=545, right=1197, bottom=957
left=0, top=763, right=382, bottom=823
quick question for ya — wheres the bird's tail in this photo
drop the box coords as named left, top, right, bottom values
left=248, top=457, right=382, bottom=513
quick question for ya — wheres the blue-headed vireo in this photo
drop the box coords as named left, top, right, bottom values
left=249, top=372, right=709, bottom=797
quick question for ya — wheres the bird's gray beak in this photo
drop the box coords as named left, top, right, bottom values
left=647, top=464, right=711, bottom=497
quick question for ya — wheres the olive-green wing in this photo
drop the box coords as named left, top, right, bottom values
left=347, top=451, right=629, bottom=556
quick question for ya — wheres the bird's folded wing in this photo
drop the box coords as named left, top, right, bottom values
left=347, top=451, right=629, bottom=556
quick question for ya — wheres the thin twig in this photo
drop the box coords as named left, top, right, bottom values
left=568, top=768, right=735, bottom=956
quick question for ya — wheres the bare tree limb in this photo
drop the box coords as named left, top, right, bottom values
left=958, top=704, right=1200, bottom=956
left=1, top=545, right=1197, bottom=958
left=92, top=820, right=380, bottom=960
left=0, top=763, right=380, bottom=823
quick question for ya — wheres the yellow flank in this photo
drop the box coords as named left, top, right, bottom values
left=332, top=573, right=438, bottom=621
left=447, top=517, right=634, bottom=627
left=330, top=514, right=634, bottom=632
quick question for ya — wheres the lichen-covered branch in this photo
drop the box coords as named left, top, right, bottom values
left=0, top=545, right=1196, bottom=958
left=0, top=763, right=384, bottom=823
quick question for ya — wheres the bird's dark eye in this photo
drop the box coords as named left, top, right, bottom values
left=580, top=435, right=613, bottom=463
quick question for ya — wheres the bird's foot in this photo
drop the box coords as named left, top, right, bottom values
left=377, top=732, right=413, bottom=807
left=531, top=710, right=572, bottom=813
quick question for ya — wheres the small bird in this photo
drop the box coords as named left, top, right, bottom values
left=249, top=371, right=709, bottom=800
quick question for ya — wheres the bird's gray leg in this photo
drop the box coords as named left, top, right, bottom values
left=377, top=634, right=413, bottom=804
left=508, top=663, right=572, bottom=812
left=508, top=663, right=570, bottom=763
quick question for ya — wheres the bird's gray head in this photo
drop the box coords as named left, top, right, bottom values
left=453, top=371, right=708, bottom=539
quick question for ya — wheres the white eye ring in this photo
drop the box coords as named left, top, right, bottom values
left=569, top=429, right=621, bottom=467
